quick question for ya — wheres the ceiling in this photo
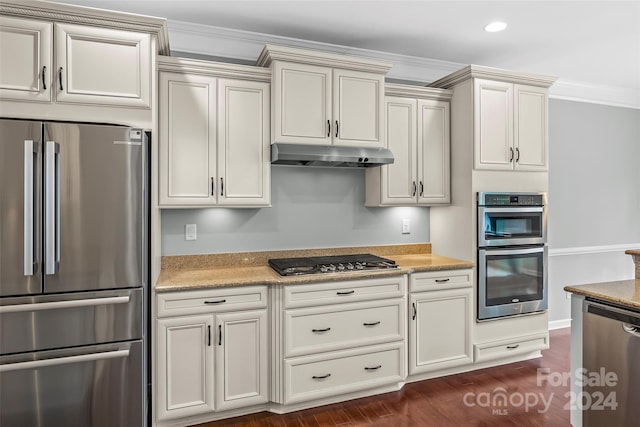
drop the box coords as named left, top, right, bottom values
left=57, top=0, right=640, bottom=92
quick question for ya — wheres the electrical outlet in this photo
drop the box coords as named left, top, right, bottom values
left=402, top=218, right=410, bottom=234
left=185, top=224, right=197, bottom=241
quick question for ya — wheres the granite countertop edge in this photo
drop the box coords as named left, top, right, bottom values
left=564, top=279, right=640, bottom=311
left=155, top=251, right=474, bottom=293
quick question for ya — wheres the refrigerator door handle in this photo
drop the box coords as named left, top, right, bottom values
left=45, top=141, right=60, bottom=275
left=0, top=295, right=130, bottom=314
left=0, top=349, right=130, bottom=373
left=24, top=140, right=37, bottom=276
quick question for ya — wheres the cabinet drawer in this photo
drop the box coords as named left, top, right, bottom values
left=410, top=269, right=472, bottom=292
left=284, top=342, right=404, bottom=404
left=157, top=286, right=267, bottom=317
left=284, top=276, right=406, bottom=308
left=474, top=332, right=549, bottom=363
left=285, top=299, right=404, bottom=357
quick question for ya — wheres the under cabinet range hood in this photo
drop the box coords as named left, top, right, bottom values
left=271, top=143, right=394, bottom=167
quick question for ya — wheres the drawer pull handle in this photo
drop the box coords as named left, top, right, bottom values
left=506, top=344, right=520, bottom=350
left=218, top=325, right=222, bottom=346
left=58, top=67, right=64, bottom=91
left=312, top=327, right=331, bottom=333
left=337, top=290, right=355, bottom=296
left=207, top=325, right=211, bottom=347
left=363, top=321, right=381, bottom=327
left=364, top=365, right=382, bottom=371
left=42, top=66, right=47, bottom=90
left=435, top=278, right=450, bottom=283
left=204, top=299, right=226, bottom=305
left=412, top=302, right=417, bottom=320
left=312, top=373, right=331, bottom=380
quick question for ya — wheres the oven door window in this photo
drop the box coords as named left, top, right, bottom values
left=485, top=250, right=544, bottom=306
left=479, top=208, right=545, bottom=245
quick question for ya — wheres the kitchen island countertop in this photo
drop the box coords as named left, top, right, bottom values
left=155, top=245, right=474, bottom=292
left=564, top=279, right=640, bottom=311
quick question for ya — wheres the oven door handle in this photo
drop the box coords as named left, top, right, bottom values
left=479, top=246, right=546, bottom=256
left=479, top=206, right=544, bottom=214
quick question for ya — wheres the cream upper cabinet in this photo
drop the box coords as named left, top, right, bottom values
left=0, top=16, right=51, bottom=102
left=158, top=57, right=271, bottom=208
left=475, top=79, right=548, bottom=171
left=431, top=66, right=555, bottom=173
left=259, top=44, right=390, bottom=148
left=55, top=23, right=151, bottom=108
left=366, top=86, right=451, bottom=206
left=0, top=17, right=151, bottom=108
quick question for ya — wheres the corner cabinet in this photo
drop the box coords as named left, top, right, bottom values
left=0, top=17, right=151, bottom=108
left=366, top=85, right=452, bottom=206
left=158, top=57, right=271, bottom=207
left=258, top=44, right=391, bottom=148
left=408, top=269, right=473, bottom=375
left=155, top=286, right=269, bottom=422
left=430, top=65, right=556, bottom=172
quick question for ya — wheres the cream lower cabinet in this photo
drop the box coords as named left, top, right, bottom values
left=156, top=286, right=269, bottom=422
left=366, top=85, right=452, bottom=206
left=272, top=276, right=406, bottom=405
left=408, top=270, right=473, bottom=375
left=0, top=16, right=151, bottom=107
left=158, top=57, right=271, bottom=207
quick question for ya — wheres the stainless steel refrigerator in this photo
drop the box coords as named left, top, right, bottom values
left=0, top=119, right=148, bottom=426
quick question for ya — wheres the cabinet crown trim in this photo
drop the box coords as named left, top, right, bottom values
left=0, top=0, right=170, bottom=55
left=385, top=83, right=452, bottom=101
left=430, top=64, right=557, bottom=89
left=158, top=56, right=272, bottom=82
left=257, top=44, right=392, bottom=74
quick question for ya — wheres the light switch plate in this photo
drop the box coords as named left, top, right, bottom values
left=185, top=224, right=197, bottom=241
left=402, top=218, right=410, bottom=234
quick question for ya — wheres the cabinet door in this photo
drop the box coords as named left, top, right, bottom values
left=417, top=99, right=450, bottom=205
left=514, top=84, right=548, bottom=171
left=157, top=315, right=215, bottom=420
left=380, top=97, right=417, bottom=204
left=474, top=79, right=513, bottom=170
left=217, top=79, right=271, bottom=207
left=215, top=310, right=268, bottom=411
left=273, top=62, right=331, bottom=145
left=159, top=72, right=217, bottom=206
left=333, top=69, right=384, bottom=147
left=0, top=16, right=51, bottom=102
left=409, top=288, right=473, bottom=375
left=54, top=23, right=150, bottom=108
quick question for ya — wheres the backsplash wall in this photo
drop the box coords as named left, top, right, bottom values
left=161, top=166, right=430, bottom=255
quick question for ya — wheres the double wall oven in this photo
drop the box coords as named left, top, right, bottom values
left=477, top=192, right=548, bottom=320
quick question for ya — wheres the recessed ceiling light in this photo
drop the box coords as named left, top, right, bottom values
left=484, top=21, right=507, bottom=32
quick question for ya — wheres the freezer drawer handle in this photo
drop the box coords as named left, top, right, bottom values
left=0, top=349, right=129, bottom=373
left=24, top=140, right=37, bottom=276
left=0, top=296, right=130, bottom=314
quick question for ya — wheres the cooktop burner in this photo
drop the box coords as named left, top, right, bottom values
left=268, top=254, right=398, bottom=276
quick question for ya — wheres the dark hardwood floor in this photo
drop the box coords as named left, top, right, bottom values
left=195, top=328, right=571, bottom=427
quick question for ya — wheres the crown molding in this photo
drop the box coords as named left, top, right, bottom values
left=168, top=20, right=640, bottom=109
left=0, top=0, right=170, bottom=55
left=158, top=55, right=271, bottom=83
left=385, top=83, right=452, bottom=101
left=429, top=64, right=557, bottom=89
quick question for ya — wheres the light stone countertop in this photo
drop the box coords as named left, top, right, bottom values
left=155, top=245, right=474, bottom=293
left=564, top=279, right=640, bottom=311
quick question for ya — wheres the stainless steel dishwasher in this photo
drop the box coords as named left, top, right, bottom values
left=582, top=299, right=640, bottom=427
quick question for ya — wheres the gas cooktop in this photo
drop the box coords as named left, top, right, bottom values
left=268, top=254, right=398, bottom=276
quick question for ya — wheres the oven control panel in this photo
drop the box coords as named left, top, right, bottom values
left=478, top=192, right=545, bottom=207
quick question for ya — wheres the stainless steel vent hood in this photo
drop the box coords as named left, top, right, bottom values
left=271, top=143, right=394, bottom=167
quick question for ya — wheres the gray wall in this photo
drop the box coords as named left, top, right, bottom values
left=547, top=99, right=640, bottom=324
left=548, top=99, right=640, bottom=249
left=162, top=166, right=430, bottom=255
